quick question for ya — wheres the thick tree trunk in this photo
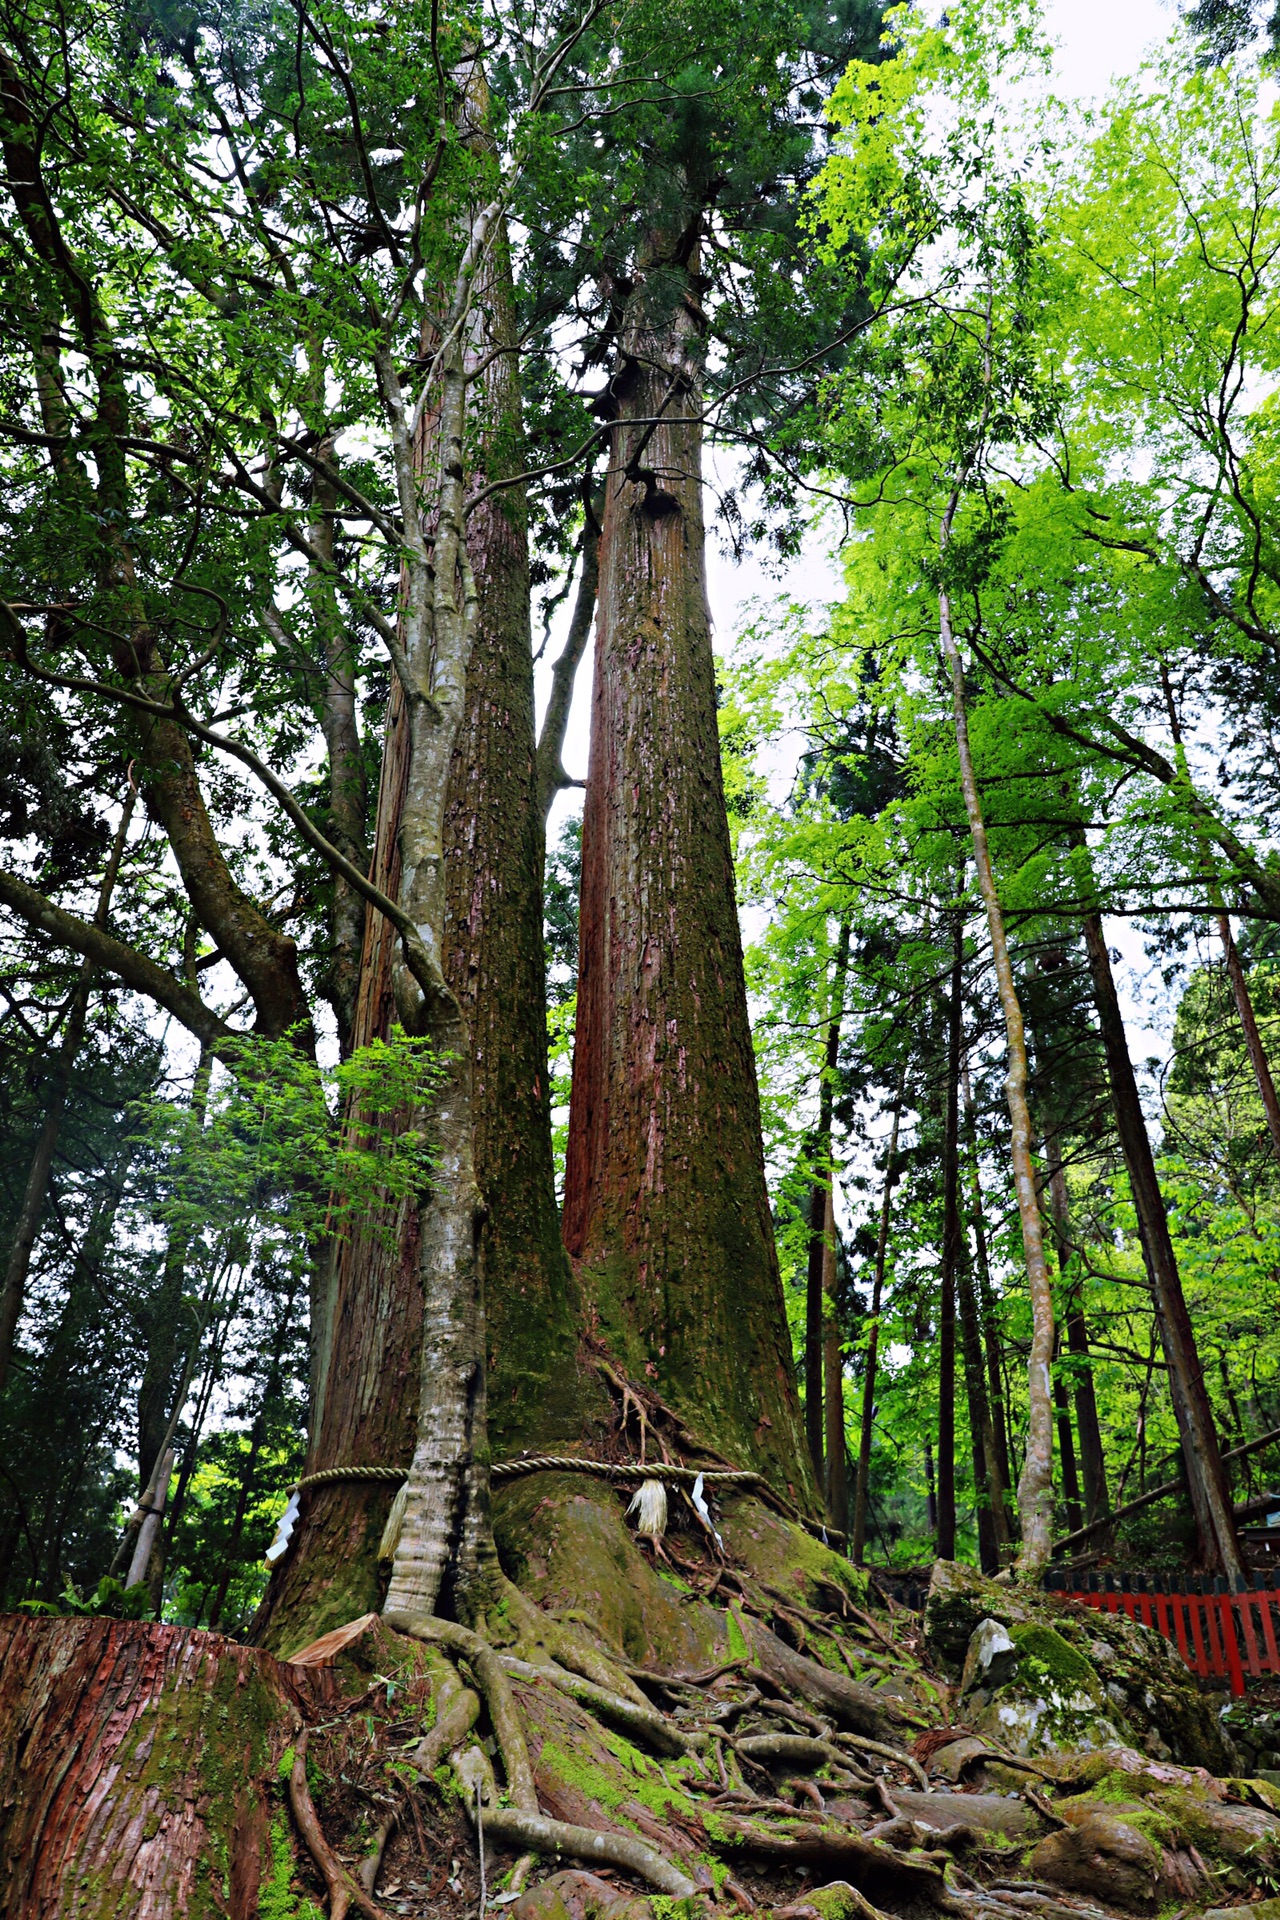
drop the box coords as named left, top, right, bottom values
left=563, top=229, right=812, bottom=1499
left=260, top=84, right=576, bottom=1650
left=940, top=588, right=1055, bottom=1574
left=0, top=1615, right=313, bottom=1919
left=1078, top=900, right=1243, bottom=1579
left=439, top=228, right=581, bottom=1455
left=852, top=1088, right=901, bottom=1564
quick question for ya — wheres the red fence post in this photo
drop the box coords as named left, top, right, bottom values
left=1219, top=1593, right=1246, bottom=1697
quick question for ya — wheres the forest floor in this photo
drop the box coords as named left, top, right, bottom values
left=273, top=1496, right=1280, bottom=1920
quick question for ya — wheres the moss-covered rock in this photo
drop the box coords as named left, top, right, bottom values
left=965, top=1619, right=1129, bottom=1758
left=924, top=1560, right=1237, bottom=1772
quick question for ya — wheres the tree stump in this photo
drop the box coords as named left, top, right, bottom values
left=0, top=1613, right=323, bottom=1918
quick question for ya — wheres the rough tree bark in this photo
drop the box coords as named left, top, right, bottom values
left=0, top=1614, right=313, bottom=1919
left=258, top=70, right=578, bottom=1651
left=562, top=223, right=812, bottom=1499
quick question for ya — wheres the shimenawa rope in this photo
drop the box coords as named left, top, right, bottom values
left=282, top=1454, right=844, bottom=1544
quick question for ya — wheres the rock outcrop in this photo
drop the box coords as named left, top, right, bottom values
left=924, top=1559, right=1238, bottom=1771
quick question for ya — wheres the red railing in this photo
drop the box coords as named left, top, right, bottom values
left=1044, top=1572, right=1280, bottom=1697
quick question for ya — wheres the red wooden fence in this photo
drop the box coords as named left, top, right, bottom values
left=1044, top=1572, right=1280, bottom=1697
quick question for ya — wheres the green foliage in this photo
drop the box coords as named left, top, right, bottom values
left=20, top=1575, right=154, bottom=1620
left=131, top=1028, right=446, bottom=1261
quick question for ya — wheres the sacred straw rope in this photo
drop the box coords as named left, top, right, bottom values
left=287, top=1456, right=845, bottom=1542
left=292, top=1458, right=763, bottom=1494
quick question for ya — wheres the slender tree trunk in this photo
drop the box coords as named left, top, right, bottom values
left=1217, top=911, right=1280, bottom=1163
left=924, top=1438, right=938, bottom=1537
left=935, top=918, right=963, bottom=1563
left=562, top=222, right=812, bottom=1498
left=536, top=498, right=601, bottom=819
left=1066, top=1301, right=1110, bottom=1526
left=807, top=921, right=852, bottom=1484
left=206, top=1283, right=298, bottom=1631
left=1043, top=1130, right=1110, bottom=1528
left=1074, top=883, right=1243, bottom=1574
left=940, top=588, right=1055, bottom=1574
left=1051, top=1356, right=1084, bottom=1536
left=962, top=1064, right=1015, bottom=1513
left=136, top=1046, right=213, bottom=1490
left=1158, top=662, right=1280, bottom=1162
left=852, top=1085, right=902, bottom=1565
left=822, top=1187, right=848, bottom=1532
left=1076, top=895, right=1243, bottom=1579
left=806, top=1176, right=827, bottom=1483
left=958, top=1248, right=1005, bottom=1571
left=0, top=786, right=134, bottom=1393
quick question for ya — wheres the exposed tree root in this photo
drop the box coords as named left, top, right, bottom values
left=739, top=1611, right=913, bottom=1739
left=711, top=1813, right=962, bottom=1910
left=735, top=1733, right=865, bottom=1777
left=475, top=1807, right=700, bottom=1896
left=833, top=1731, right=930, bottom=1788
left=497, top=1573, right=651, bottom=1706
left=774, top=1883, right=895, bottom=1920
left=359, top=1664, right=482, bottom=1894
left=499, top=1653, right=693, bottom=1756
left=383, top=1610, right=538, bottom=1811
left=289, top=1729, right=399, bottom=1920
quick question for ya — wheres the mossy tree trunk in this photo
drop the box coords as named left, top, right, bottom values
left=257, top=83, right=580, bottom=1654
left=0, top=1614, right=313, bottom=1919
left=562, top=228, right=812, bottom=1502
